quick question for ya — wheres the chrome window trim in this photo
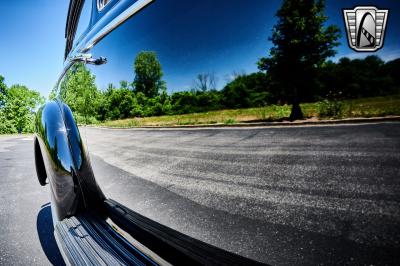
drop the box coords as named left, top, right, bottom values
left=83, top=0, right=153, bottom=52
left=56, top=0, right=153, bottom=92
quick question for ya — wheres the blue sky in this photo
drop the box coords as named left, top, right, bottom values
left=0, top=0, right=399, bottom=96
left=0, top=1, right=69, bottom=96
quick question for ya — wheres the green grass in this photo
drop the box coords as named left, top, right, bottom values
left=98, top=95, right=400, bottom=128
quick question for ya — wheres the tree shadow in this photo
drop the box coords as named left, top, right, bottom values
left=36, top=203, right=65, bottom=266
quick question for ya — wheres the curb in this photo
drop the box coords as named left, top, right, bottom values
left=85, top=116, right=400, bottom=130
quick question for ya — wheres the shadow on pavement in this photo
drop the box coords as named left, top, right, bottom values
left=37, top=203, right=65, bottom=266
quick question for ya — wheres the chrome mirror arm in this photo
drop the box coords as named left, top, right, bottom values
left=69, top=53, right=107, bottom=65
left=53, top=53, right=107, bottom=94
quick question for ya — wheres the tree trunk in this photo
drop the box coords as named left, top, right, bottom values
left=289, top=102, right=303, bottom=121
left=289, top=87, right=303, bottom=121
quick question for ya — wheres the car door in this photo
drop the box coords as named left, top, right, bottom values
left=60, top=0, right=274, bottom=263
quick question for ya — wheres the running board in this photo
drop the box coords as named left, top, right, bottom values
left=54, top=214, right=160, bottom=265
left=54, top=201, right=265, bottom=265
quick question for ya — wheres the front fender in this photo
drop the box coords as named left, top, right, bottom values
left=35, top=100, right=105, bottom=221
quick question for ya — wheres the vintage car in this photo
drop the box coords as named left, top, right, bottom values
left=34, top=0, right=264, bottom=265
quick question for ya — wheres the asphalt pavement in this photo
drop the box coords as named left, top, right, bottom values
left=0, top=135, right=64, bottom=266
left=0, top=122, right=399, bottom=265
left=83, top=122, right=400, bottom=265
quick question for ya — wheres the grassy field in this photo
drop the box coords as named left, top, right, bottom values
left=98, top=95, right=400, bottom=128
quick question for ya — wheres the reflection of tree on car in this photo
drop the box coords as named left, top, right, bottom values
left=58, top=63, right=99, bottom=123
left=51, top=6, right=399, bottom=125
left=257, top=0, right=340, bottom=120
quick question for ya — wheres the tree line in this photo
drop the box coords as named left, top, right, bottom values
left=54, top=51, right=399, bottom=124
left=2, top=52, right=396, bottom=134
left=1, top=0, right=399, bottom=133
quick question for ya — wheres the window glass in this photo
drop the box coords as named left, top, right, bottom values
left=88, top=0, right=274, bottom=93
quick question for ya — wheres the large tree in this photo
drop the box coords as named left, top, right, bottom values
left=2, top=84, right=44, bottom=133
left=133, top=51, right=165, bottom=98
left=258, top=0, right=340, bottom=120
left=59, top=63, right=100, bottom=119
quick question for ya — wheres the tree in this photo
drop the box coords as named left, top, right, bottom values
left=3, top=84, right=44, bottom=133
left=384, top=58, right=400, bottom=93
left=0, top=76, right=15, bottom=134
left=192, top=72, right=217, bottom=92
left=0, top=110, right=17, bottom=134
left=318, top=56, right=397, bottom=99
left=0, top=75, right=7, bottom=108
left=133, top=51, right=165, bottom=98
left=59, top=63, right=100, bottom=120
left=258, top=0, right=340, bottom=120
left=103, top=86, right=136, bottom=120
left=119, top=80, right=130, bottom=90
left=222, top=72, right=270, bottom=108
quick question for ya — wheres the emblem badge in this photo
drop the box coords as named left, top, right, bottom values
left=343, top=6, right=389, bottom=52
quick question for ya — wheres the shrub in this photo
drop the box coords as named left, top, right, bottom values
left=74, top=113, right=99, bottom=125
left=317, top=99, right=343, bottom=118
left=224, top=118, right=236, bottom=124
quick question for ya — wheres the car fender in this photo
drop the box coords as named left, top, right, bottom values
left=34, top=100, right=105, bottom=222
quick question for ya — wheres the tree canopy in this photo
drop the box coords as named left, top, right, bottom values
left=0, top=83, right=44, bottom=133
left=59, top=63, right=100, bottom=121
left=133, top=51, right=165, bottom=98
left=51, top=54, right=399, bottom=125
